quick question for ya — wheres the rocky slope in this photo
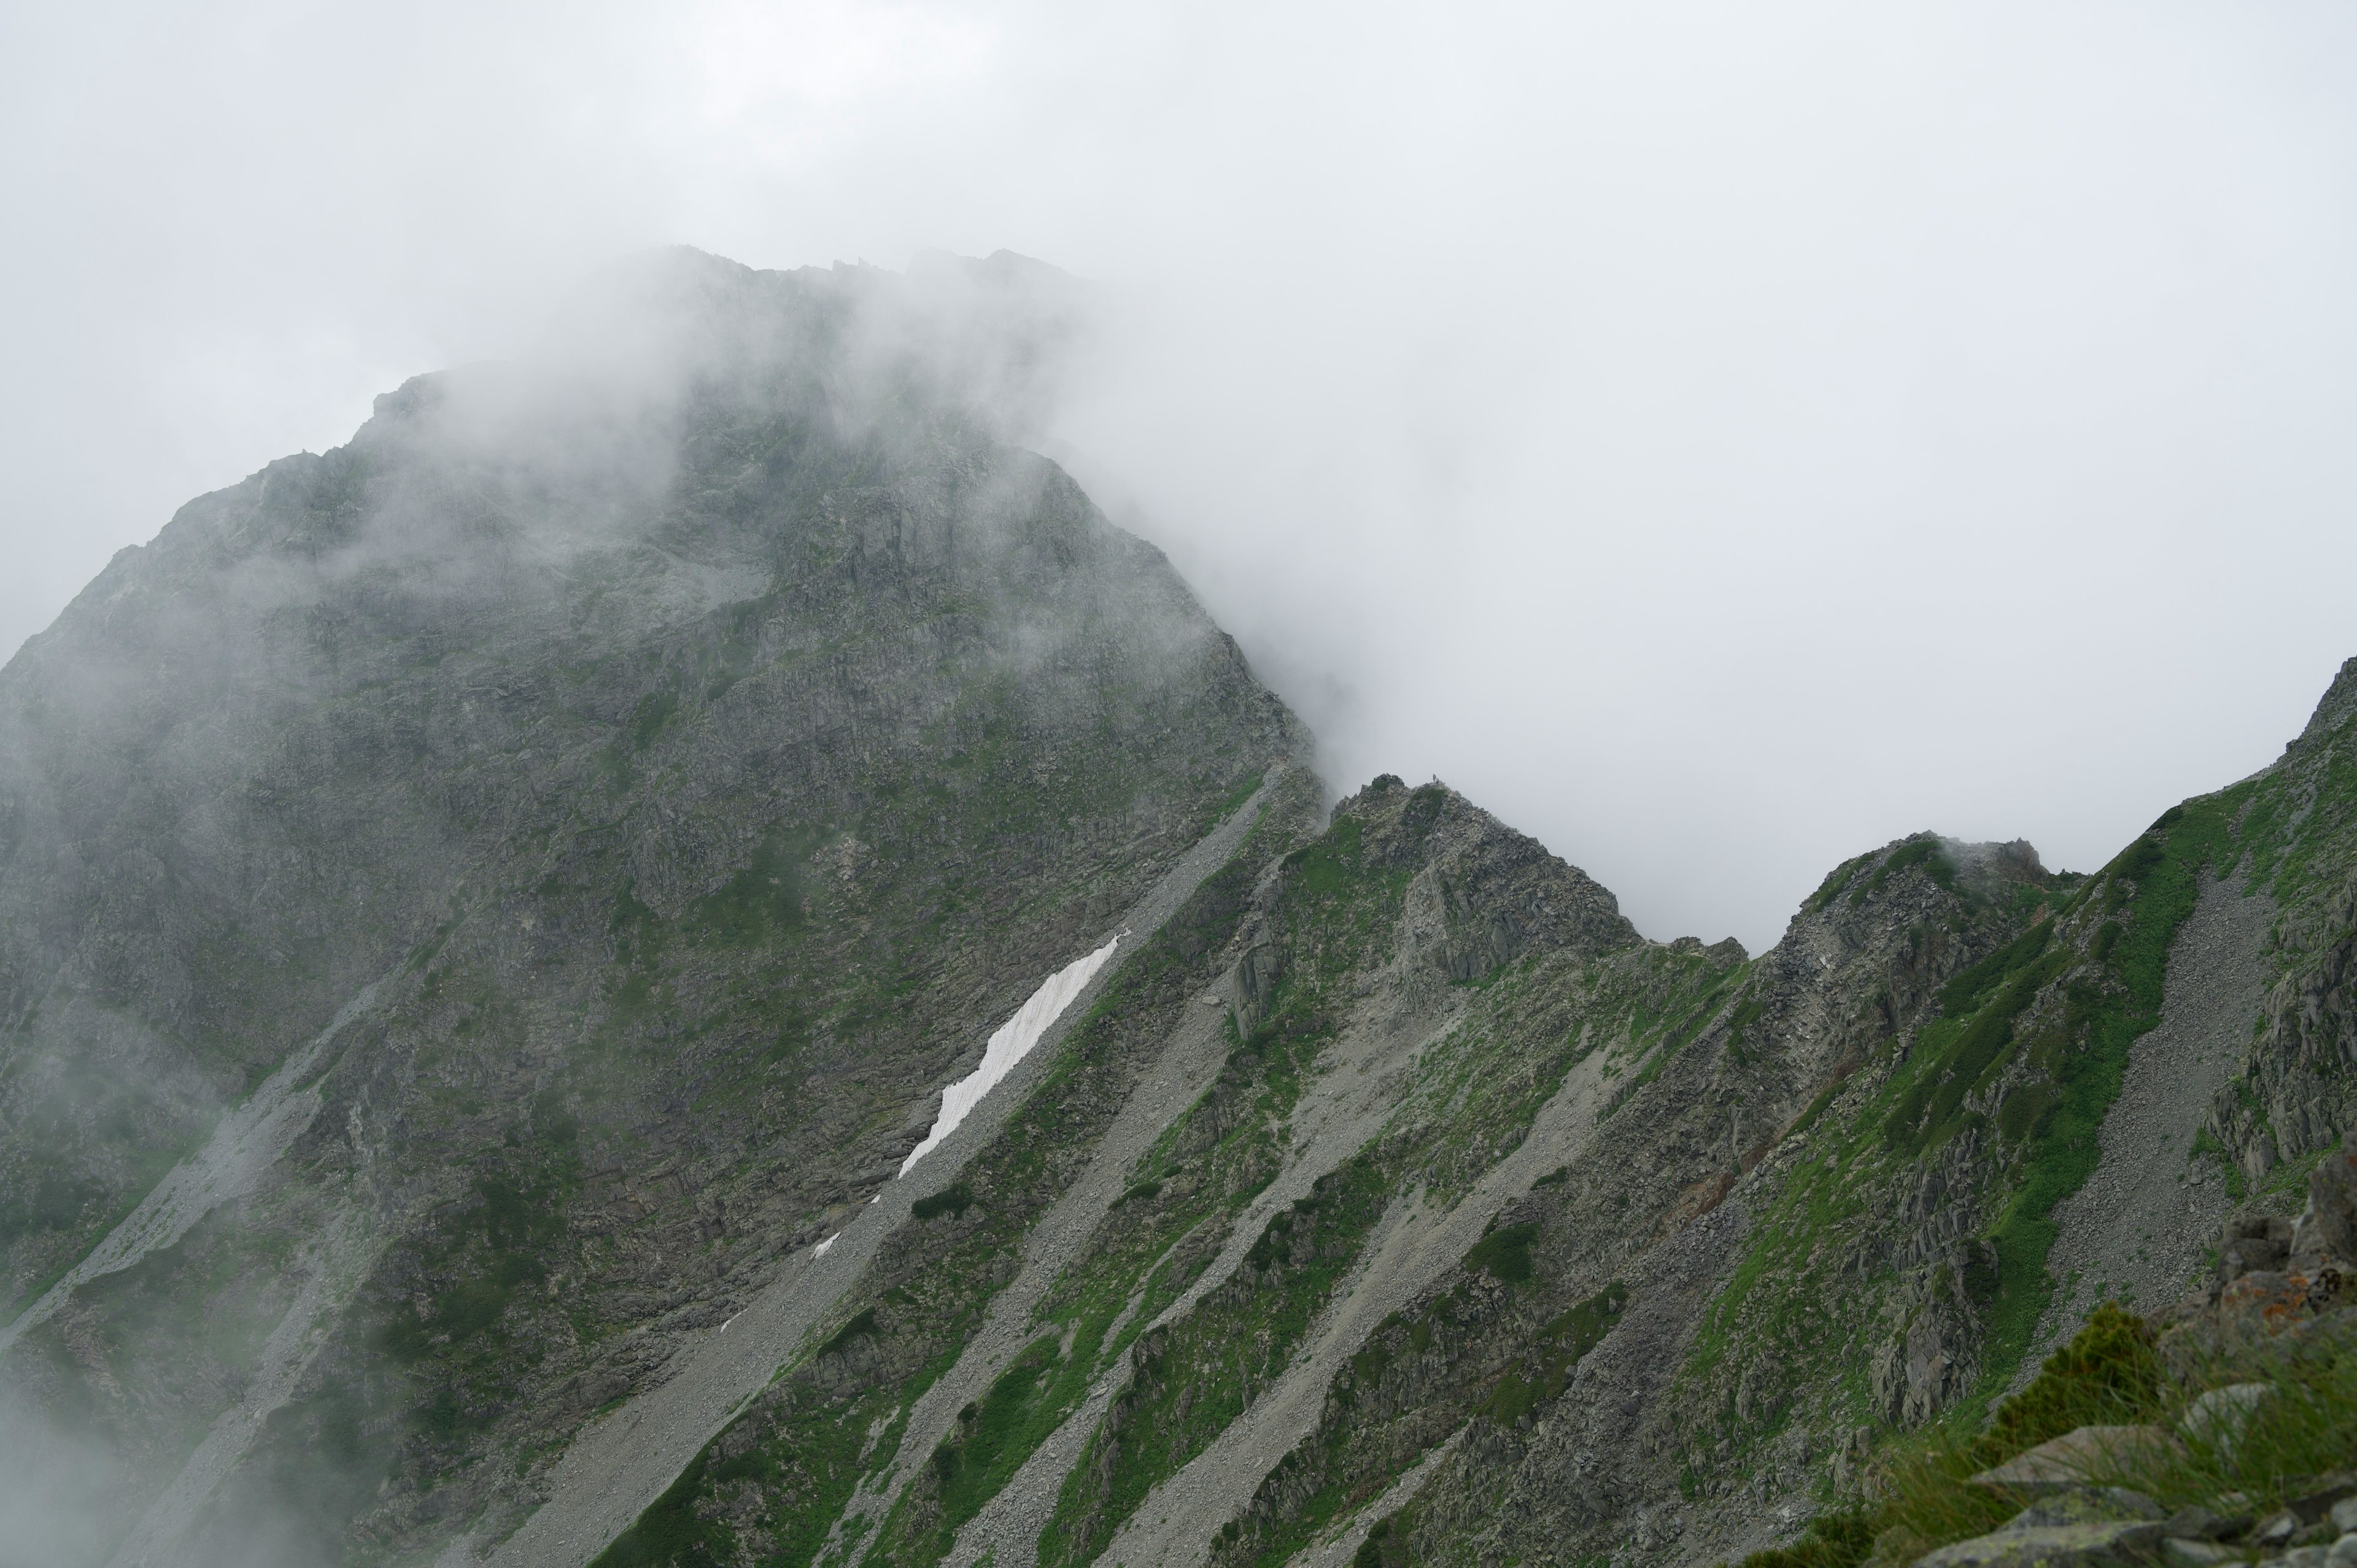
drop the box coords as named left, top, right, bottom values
left=1, top=245, right=2353, bottom=1568
left=0, top=248, right=1303, bottom=1567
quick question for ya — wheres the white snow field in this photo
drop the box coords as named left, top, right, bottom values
left=900, top=932, right=1124, bottom=1176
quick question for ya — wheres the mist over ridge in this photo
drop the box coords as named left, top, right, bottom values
left=5, top=11, right=2357, bottom=1567
left=1, top=230, right=2355, bottom=1568
left=10, top=1, right=2357, bottom=952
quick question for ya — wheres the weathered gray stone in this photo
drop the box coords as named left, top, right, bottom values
left=1970, top=1427, right=2181, bottom=1494
left=2009, top=1488, right=2165, bottom=1529
left=2282, top=1473, right=2357, bottom=1527
left=2221, top=1216, right=2294, bottom=1282
left=1915, top=1520, right=2163, bottom=1568
left=2161, top=1506, right=2237, bottom=1542
left=2180, top=1381, right=2273, bottom=1456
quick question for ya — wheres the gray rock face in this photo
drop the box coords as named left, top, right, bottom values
left=2204, top=662, right=2357, bottom=1186
left=2030, top=866, right=2272, bottom=1355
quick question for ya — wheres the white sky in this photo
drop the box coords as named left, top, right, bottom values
left=4, top=0, right=2355, bottom=951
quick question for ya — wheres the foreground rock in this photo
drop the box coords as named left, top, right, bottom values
left=1916, top=1521, right=2162, bottom=1568
left=1969, top=1429, right=2180, bottom=1494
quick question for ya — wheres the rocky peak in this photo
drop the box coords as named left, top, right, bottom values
left=1330, top=773, right=1640, bottom=966
left=2293, top=654, right=2357, bottom=751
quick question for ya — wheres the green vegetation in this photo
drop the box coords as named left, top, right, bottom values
left=1935, top=921, right=2053, bottom=1018
left=1463, top=1222, right=1537, bottom=1284
left=1354, top=1510, right=1418, bottom=1568
left=629, top=689, right=680, bottom=752
left=377, top=1111, right=582, bottom=1440
left=924, top=1335, right=1069, bottom=1538
left=1967, top=792, right=2245, bottom=1398
left=951, top=792, right=1524, bottom=1568
left=1223, top=1272, right=1627, bottom=1568
left=1217, top=771, right=1266, bottom=821
left=1730, top=1510, right=1879, bottom=1568
left=1292, top=813, right=1369, bottom=901
left=1590, top=946, right=1748, bottom=1115
left=1806, top=853, right=1875, bottom=914
left=1723, top=987, right=1770, bottom=1065
left=1849, top=837, right=1956, bottom=907
left=1484, top=1281, right=1628, bottom=1423
left=1881, top=950, right=2069, bottom=1156
left=859, top=830, right=1357, bottom=1568
left=1045, top=1154, right=1393, bottom=1568
left=911, top=1183, right=974, bottom=1221
left=690, top=828, right=815, bottom=946
left=1730, top=1299, right=2357, bottom=1568
left=819, top=1308, right=880, bottom=1358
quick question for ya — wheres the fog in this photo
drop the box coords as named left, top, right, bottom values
left=5, top=1, right=2356, bottom=951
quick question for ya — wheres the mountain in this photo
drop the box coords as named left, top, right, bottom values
left=0, top=247, right=2351, bottom=1568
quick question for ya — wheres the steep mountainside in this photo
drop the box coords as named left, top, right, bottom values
left=0, top=250, right=1303, bottom=1567
left=581, top=663, right=2357, bottom=1568
left=2, top=245, right=2353, bottom=1568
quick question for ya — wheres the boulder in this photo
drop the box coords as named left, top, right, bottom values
left=2220, top=1215, right=2294, bottom=1282
left=2005, top=1488, right=2165, bottom=1528
left=2160, top=1506, right=2242, bottom=1541
left=1914, top=1521, right=2163, bottom=1568
left=2217, top=1270, right=2319, bottom=1333
left=1968, top=1426, right=2181, bottom=1494
left=2285, top=1473, right=2357, bottom=1526
left=2178, top=1382, right=2272, bottom=1458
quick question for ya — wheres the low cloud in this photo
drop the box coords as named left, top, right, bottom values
left=6, top=0, right=2356, bottom=948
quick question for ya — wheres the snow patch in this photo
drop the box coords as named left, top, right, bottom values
left=811, top=1234, right=838, bottom=1259
left=899, top=933, right=1123, bottom=1176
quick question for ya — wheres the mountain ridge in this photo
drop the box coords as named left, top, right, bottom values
left=0, top=250, right=2350, bottom=1568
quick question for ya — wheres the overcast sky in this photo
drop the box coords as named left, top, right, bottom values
left=4, top=1, right=2354, bottom=951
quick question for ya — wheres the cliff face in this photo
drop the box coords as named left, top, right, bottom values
left=2, top=249, right=2353, bottom=1568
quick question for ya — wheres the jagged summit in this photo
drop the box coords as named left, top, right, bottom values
left=2293, top=653, right=2357, bottom=749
